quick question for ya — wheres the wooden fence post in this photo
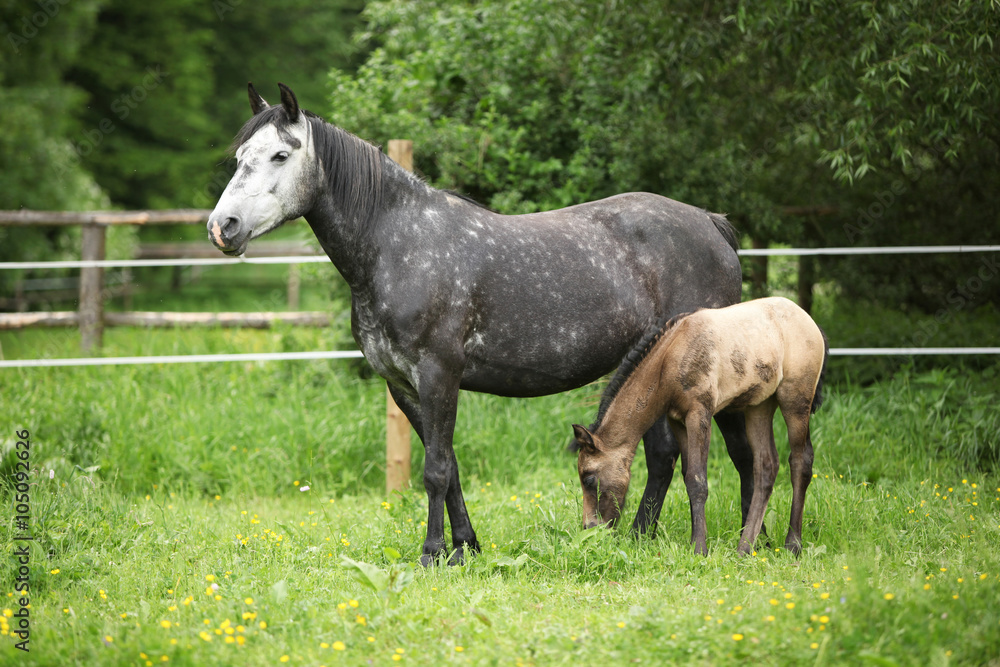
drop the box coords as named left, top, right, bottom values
left=287, top=264, right=301, bottom=311
left=79, top=224, right=106, bottom=354
left=385, top=140, right=414, bottom=495
left=750, top=237, right=769, bottom=298
left=797, top=255, right=815, bottom=314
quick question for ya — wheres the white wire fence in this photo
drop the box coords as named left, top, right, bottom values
left=1, top=244, right=998, bottom=270
left=1, top=244, right=998, bottom=369
left=2, top=347, right=999, bottom=370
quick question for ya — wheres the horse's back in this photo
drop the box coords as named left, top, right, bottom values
left=449, top=193, right=742, bottom=395
left=534, top=192, right=743, bottom=309
left=672, top=298, right=824, bottom=413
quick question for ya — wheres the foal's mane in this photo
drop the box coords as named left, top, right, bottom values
left=230, top=105, right=385, bottom=236
left=589, top=311, right=694, bottom=431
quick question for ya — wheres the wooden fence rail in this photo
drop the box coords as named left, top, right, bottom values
left=0, top=311, right=332, bottom=330
left=0, top=143, right=417, bottom=495
left=0, top=208, right=213, bottom=352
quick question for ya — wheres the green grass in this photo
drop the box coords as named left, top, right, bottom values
left=2, top=441, right=998, bottom=666
left=2, top=305, right=1000, bottom=665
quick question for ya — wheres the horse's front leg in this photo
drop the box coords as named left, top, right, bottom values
left=631, top=417, right=679, bottom=536
left=678, top=410, right=713, bottom=556
left=412, top=356, right=477, bottom=566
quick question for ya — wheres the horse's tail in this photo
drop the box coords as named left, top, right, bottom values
left=811, top=328, right=830, bottom=414
left=709, top=212, right=740, bottom=254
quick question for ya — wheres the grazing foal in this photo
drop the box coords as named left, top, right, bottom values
left=572, top=297, right=828, bottom=556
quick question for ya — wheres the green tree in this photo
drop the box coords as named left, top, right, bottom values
left=0, top=0, right=107, bottom=212
left=65, top=0, right=365, bottom=209
left=0, top=0, right=108, bottom=290
left=0, top=0, right=364, bottom=301
left=327, top=0, right=999, bottom=309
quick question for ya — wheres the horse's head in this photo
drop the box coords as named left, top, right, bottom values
left=208, top=83, right=319, bottom=256
left=572, top=424, right=632, bottom=529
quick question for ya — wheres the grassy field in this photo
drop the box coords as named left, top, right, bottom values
left=2, top=317, right=1000, bottom=665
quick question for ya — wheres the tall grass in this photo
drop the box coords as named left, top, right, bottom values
left=3, top=323, right=998, bottom=500
left=2, top=299, right=999, bottom=665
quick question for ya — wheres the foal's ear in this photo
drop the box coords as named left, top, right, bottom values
left=277, top=82, right=299, bottom=122
left=248, top=82, right=269, bottom=116
left=572, top=424, right=597, bottom=453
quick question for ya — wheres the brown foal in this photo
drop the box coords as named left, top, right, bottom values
left=572, top=297, right=828, bottom=556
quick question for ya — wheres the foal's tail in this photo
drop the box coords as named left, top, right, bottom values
left=811, top=329, right=830, bottom=414
left=709, top=212, right=740, bottom=254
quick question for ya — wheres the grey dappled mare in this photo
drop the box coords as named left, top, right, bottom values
left=208, top=83, right=755, bottom=565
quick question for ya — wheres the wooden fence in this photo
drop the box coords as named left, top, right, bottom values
left=0, top=140, right=417, bottom=495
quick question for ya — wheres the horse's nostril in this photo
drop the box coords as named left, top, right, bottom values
left=223, top=217, right=240, bottom=234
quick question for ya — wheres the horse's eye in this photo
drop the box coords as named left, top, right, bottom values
left=582, top=475, right=598, bottom=491
left=272, top=151, right=289, bottom=163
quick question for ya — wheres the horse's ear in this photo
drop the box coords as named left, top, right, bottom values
left=572, top=424, right=597, bottom=453
left=248, top=82, right=269, bottom=116
left=277, top=82, right=299, bottom=122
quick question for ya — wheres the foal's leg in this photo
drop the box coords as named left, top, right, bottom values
left=737, top=401, right=779, bottom=556
left=674, top=410, right=713, bottom=556
left=781, top=408, right=815, bottom=556
left=714, top=411, right=768, bottom=543
left=631, top=417, right=680, bottom=536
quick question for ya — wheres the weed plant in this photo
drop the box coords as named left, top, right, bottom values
left=1, top=317, right=999, bottom=664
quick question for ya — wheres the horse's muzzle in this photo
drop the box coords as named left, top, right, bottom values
left=207, top=216, right=247, bottom=256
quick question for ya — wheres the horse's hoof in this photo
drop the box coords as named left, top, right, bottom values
left=420, top=549, right=466, bottom=567
left=783, top=540, right=802, bottom=558
left=419, top=551, right=450, bottom=567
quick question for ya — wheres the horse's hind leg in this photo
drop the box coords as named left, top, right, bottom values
left=781, top=408, right=815, bottom=556
left=737, top=400, right=779, bottom=556
left=388, top=383, right=425, bottom=441
left=631, top=417, right=679, bottom=536
left=714, top=411, right=768, bottom=545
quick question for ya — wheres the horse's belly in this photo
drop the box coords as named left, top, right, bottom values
left=459, top=363, right=600, bottom=397
left=459, top=331, right=629, bottom=397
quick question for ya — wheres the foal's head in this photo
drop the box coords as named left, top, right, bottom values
left=572, top=424, right=633, bottom=529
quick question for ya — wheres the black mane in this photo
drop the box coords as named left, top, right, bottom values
left=230, top=105, right=385, bottom=236
left=589, top=311, right=694, bottom=431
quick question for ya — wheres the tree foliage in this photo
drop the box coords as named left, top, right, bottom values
left=328, top=0, right=999, bottom=309
left=0, top=0, right=363, bottom=291
left=2, top=0, right=997, bottom=312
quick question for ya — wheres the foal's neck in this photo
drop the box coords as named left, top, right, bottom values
left=597, top=339, right=677, bottom=452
